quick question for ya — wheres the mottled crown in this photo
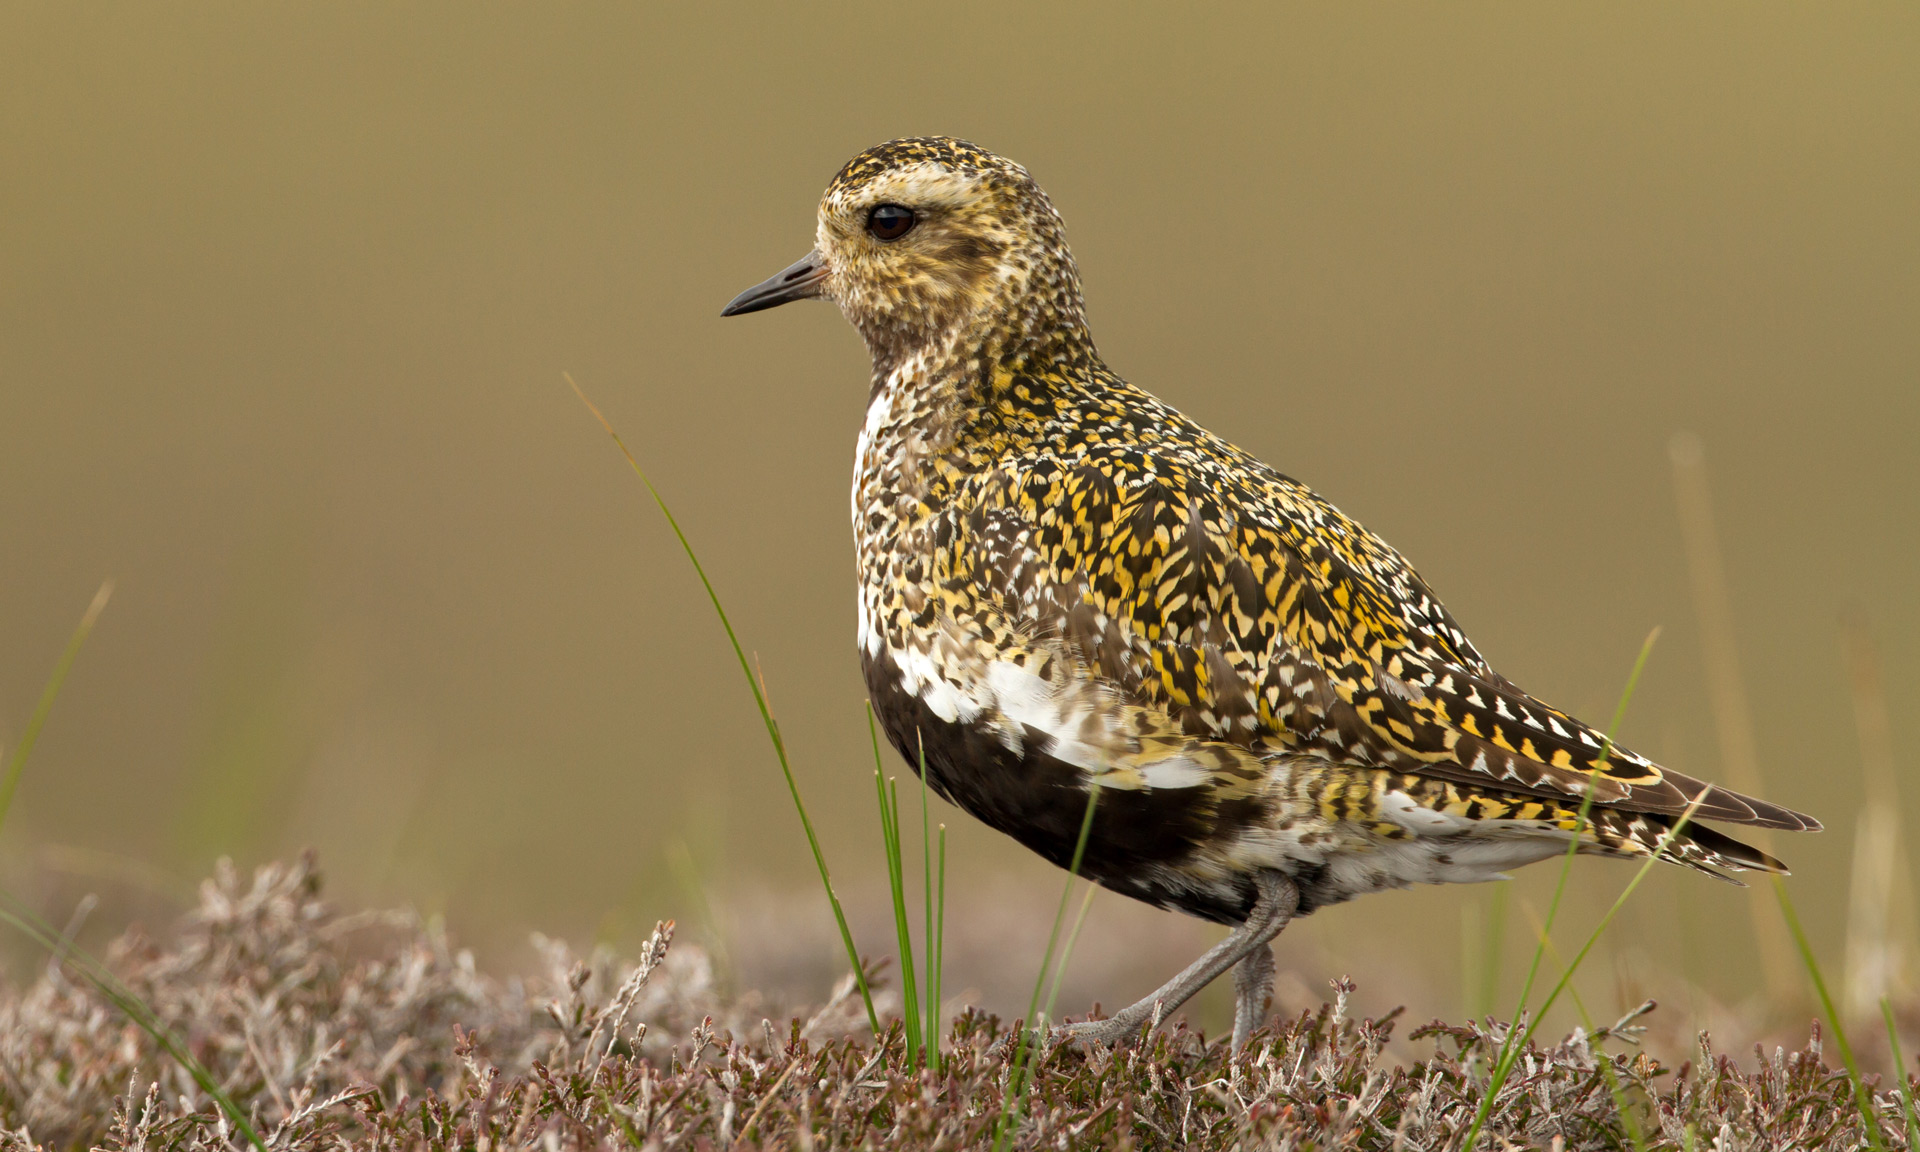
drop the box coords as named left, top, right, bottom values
left=826, top=137, right=1023, bottom=198
left=815, top=137, right=1092, bottom=374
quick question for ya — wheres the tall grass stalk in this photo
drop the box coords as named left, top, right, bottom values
left=0, top=894, right=267, bottom=1150
left=0, top=582, right=265, bottom=1149
left=1529, top=795, right=1709, bottom=1041
left=1463, top=883, right=1509, bottom=1020
left=570, top=374, right=878, bottom=1033
left=1463, top=790, right=1709, bottom=1148
left=664, top=839, right=732, bottom=984
left=866, top=707, right=948, bottom=1072
left=920, top=738, right=947, bottom=1073
left=1479, top=885, right=1507, bottom=1017
left=1843, top=616, right=1909, bottom=1019
left=1669, top=431, right=1797, bottom=998
left=1774, top=877, right=1888, bottom=1150
left=933, top=820, right=947, bottom=1068
left=1463, top=788, right=1602, bottom=1146
left=997, top=785, right=1100, bottom=1151
left=1882, top=997, right=1920, bottom=1150
left=1042, top=881, right=1099, bottom=1025
left=0, top=580, right=111, bottom=836
left=1461, top=626, right=1661, bottom=1148
left=1518, top=901, right=1650, bottom=1152
left=874, top=769, right=922, bottom=1064
left=1564, top=985, right=1650, bottom=1152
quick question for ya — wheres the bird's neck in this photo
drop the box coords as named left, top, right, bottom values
left=854, top=308, right=1099, bottom=520
left=863, top=295, right=1098, bottom=416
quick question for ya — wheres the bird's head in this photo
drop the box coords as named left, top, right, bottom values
left=722, top=137, right=1088, bottom=371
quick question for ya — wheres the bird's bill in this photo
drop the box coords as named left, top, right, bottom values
left=720, top=251, right=828, bottom=316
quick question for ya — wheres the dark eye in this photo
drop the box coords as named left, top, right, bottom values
left=866, top=204, right=916, bottom=241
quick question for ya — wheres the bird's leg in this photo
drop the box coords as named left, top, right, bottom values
left=1231, top=941, right=1276, bottom=1050
left=1056, top=871, right=1299, bottom=1048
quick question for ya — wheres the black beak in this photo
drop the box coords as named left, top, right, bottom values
left=720, top=251, right=829, bottom=317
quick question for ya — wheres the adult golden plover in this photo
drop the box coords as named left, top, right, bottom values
left=721, top=137, right=1819, bottom=1048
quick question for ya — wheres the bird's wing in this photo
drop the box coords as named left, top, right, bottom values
left=960, top=449, right=1816, bottom=833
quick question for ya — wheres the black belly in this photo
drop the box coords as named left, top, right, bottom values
left=862, top=646, right=1289, bottom=924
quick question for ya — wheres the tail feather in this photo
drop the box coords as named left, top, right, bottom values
left=1668, top=779, right=1822, bottom=834
left=1671, top=820, right=1789, bottom=875
left=1586, top=809, right=1790, bottom=882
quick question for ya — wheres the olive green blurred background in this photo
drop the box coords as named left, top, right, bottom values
left=2, top=3, right=1915, bottom=1029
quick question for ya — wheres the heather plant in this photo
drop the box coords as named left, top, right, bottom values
left=0, top=855, right=1914, bottom=1150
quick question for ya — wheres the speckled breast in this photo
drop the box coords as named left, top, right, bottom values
left=849, top=372, right=1280, bottom=925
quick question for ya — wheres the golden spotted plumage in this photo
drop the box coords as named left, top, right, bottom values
left=727, top=135, right=1818, bottom=958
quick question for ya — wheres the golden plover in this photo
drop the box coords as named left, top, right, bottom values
left=721, top=137, right=1819, bottom=1048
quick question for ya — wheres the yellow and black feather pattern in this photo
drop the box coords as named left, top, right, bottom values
left=828, top=138, right=1817, bottom=924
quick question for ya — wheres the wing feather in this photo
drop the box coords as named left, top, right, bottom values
left=963, top=445, right=1818, bottom=834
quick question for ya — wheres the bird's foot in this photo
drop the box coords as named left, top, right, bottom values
left=1052, top=1006, right=1152, bottom=1052
left=1050, top=1011, right=1153, bottom=1049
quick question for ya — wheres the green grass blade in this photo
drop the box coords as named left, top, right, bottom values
left=1464, top=625, right=1660, bottom=1149
left=1572, top=995, right=1649, bottom=1152
left=998, top=784, right=1100, bottom=1151
left=934, top=821, right=947, bottom=1073
left=664, top=838, right=731, bottom=985
left=880, top=773, right=922, bottom=1065
left=1519, top=902, right=1650, bottom=1152
left=868, top=707, right=922, bottom=1067
left=0, top=580, right=112, bottom=837
left=1524, top=801, right=1703, bottom=1045
left=1465, top=791, right=1707, bottom=1152
left=919, top=736, right=939, bottom=1073
left=1466, top=771, right=1601, bottom=1145
left=1463, top=885, right=1509, bottom=1021
left=1599, top=626, right=1662, bottom=760
left=572, top=374, right=877, bottom=1033
left=1775, top=877, right=1886, bottom=1151
left=1881, top=997, right=1920, bottom=1150
left=1024, top=787, right=1100, bottom=1034
left=0, top=890, right=266, bottom=1150
left=1042, top=880, right=1099, bottom=1025
left=1479, top=884, right=1507, bottom=1018
left=0, top=582, right=260, bottom=1147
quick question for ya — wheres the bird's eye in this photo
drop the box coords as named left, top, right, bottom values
left=866, top=204, right=917, bottom=241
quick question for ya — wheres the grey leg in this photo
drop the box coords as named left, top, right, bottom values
left=1231, top=941, right=1275, bottom=1050
left=1056, top=871, right=1298, bottom=1047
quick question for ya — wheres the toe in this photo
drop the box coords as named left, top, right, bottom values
left=1053, top=1018, right=1141, bottom=1048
